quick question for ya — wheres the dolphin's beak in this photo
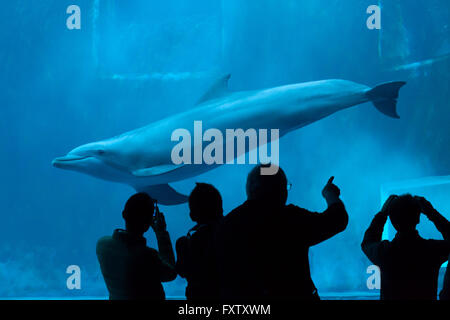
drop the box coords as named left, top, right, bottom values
left=52, top=154, right=90, bottom=168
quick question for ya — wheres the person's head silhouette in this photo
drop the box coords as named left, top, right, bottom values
left=189, top=183, right=223, bottom=224
left=246, top=163, right=287, bottom=206
left=122, top=192, right=155, bottom=234
left=388, top=194, right=421, bottom=233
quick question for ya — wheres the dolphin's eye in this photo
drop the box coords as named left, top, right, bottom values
left=97, top=149, right=106, bottom=155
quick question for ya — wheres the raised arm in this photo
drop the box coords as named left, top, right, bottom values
left=152, top=207, right=177, bottom=282
left=361, top=195, right=396, bottom=265
left=416, top=197, right=450, bottom=240
left=175, top=236, right=189, bottom=278
left=304, top=177, right=348, bottom=246
left=361, top=211, right=389, bottom=264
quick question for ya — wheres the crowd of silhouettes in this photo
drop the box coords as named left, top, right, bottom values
left=96, top=164, right=450, bottom=300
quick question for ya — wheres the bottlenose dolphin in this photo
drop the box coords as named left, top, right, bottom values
left=53, top=75, right=406, bottom=205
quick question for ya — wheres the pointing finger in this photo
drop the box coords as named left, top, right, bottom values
left=330, top=184, right=340, bottom=195
left=328, top=176, right=334, bottom=184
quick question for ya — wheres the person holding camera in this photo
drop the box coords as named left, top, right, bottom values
left=361, top=194, right=450, bottom=300
left=96, top=193, right=177, bottom=300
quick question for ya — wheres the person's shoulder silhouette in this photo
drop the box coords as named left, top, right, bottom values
left=175, top=183, right=223, bottom=300
left=96, top=192, right=176, bottom=300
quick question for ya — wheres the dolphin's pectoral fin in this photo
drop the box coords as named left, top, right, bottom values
left=134, top=184, right=188, bottom=205
left=132, top=164, right=183, bottom=177
left=197, top=74, right=231, bottom=104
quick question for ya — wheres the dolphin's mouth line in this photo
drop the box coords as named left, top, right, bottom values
left=52, top=155, right=92, bottom=167
left=57, top=156, right=89, bottom=162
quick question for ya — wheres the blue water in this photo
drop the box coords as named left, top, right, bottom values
left=1, top=0, right=449, bottom=298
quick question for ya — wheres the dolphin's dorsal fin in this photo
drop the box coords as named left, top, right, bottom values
left=132, top=164, right=183, bottom=177
left=197, top=74, right=231, bottom=104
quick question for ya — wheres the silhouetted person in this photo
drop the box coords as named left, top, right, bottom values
left=215, top=164, right=348, bottom=299
left=362, top=194, right=450, bottom=300
left=439, top=254, right=450, bottom=300
left=176, top=183, right=223, bottom=300
left=96, top=193, right=176, bottom=300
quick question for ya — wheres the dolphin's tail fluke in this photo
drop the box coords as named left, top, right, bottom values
left=134, top=184, right=188, bottom=205
left=366, top=81, right=406, bottom=119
